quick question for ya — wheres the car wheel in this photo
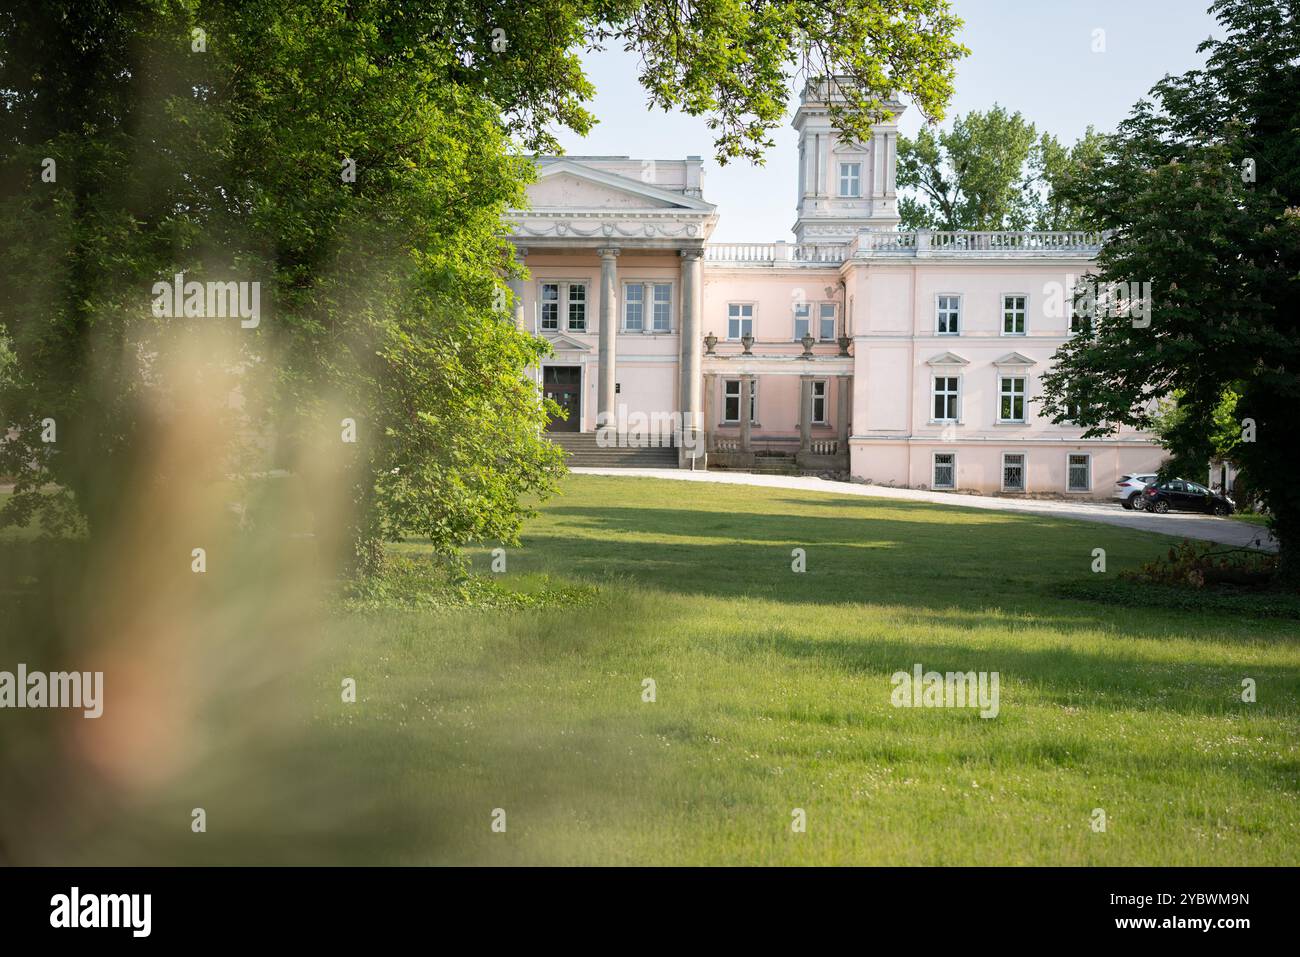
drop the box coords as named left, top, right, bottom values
left=1214, top=502, right=1231, bottom=516
left=1126, top=492, right=1145, bottom=511
left=1152, top=500, right=1170, bottom=514
left=1132, top=495, right=1147, bottom=511
left=1121, top=496, right=1134, bottom=510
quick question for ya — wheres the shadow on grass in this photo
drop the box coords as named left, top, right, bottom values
left=504, top=504, right=1294, bottom=640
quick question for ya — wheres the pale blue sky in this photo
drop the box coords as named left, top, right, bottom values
left=553, top=0, right=1222, bottom=241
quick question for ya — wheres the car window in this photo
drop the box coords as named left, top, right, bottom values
left=1169, top=481, right=1186, bottom=492
left=1188, top=483, right=1209, bottom=495
left=1139, top=475, right=1156, bottom=483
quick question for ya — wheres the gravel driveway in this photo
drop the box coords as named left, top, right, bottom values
left=571, top=467, right=1278, bottom=552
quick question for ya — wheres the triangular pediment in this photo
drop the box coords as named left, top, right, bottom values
left=993, top=351, right=1036, bottom=367
left=526, top=160, right=714, bottom=212
left=926, top=351, right=969, bottom=366
left=543, top=332, right=591, bottom=353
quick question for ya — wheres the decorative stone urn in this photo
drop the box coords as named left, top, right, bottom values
left=741, top=334, right=755, bottom=355
left=704, top=332, right=718, bottom=355
left=837, top=336, right=852, bottom=357
left=800, top=333, right=815, bottom=357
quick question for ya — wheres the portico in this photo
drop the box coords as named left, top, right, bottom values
left=505, top=157, right=717, bottom=460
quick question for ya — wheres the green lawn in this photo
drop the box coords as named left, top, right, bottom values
left=4, top=477, right=1297, bottom=865
left=321, top=475, right=1300, bottom=865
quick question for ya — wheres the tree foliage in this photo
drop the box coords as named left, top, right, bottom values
left=1037, top=0, right=1300, bottom=579
left=0, top=1, right=966, bottom=571
left=897, top=105, right=1108, bottom=230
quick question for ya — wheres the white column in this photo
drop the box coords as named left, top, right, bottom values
left=739, top=375, right=753, bottom=453
left=508, top=246, right=527, bottom=330
left=799, top=375, right=814, bottom=453
left=678, top=247, right=704, bottom=466
left=703, top=373, right=717, bottom=452
left=837, top=375, right=851, bottom=451
left=597, top=247, right=619, bottom=430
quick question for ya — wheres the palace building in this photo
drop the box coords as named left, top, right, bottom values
left=505, top=79, right=1162, bottom=496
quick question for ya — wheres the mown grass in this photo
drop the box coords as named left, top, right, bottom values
left=317, top=475, right=1300, bottom=865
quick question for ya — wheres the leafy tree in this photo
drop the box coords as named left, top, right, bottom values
left=0, top=1, right=967, bottom=573
left=898, top=105, right=1038, bottom=230
left=898, top=107, right=1107, bottom=231
left=1038, top=0, right=1300, bottom=582
left=1031, top=126, right=1109, bottom=230
left=1148, top=388, right=1243, bottom=484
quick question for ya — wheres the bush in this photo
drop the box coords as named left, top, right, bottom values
left=337, top=554, right=597, bottom=613
left=1123, top=539, right=1276, bottom=589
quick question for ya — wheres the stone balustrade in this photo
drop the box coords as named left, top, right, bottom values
left=705, top=230, right=1111, bottom=264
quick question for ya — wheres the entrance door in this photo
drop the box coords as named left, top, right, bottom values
left=543, top=365, right=582, bottom=432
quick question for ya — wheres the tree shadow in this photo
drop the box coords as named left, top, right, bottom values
left=511, top=504, right=1293, bottom=643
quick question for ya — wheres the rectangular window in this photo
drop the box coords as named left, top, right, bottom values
left=932, top=376, right=959, bottom=422
left=1069, top=301, right=1091, bottom=336
left=567, top=283, right=586, bottom=331
left=723, top=379, right=757, bottom=423
left=1002, top=295, right=1026, bottom=335
left=1002, top=453, right=1026, bottom=492
left=540, top=282, right=560, bottom=331
left=652, top=283, right=672, bottom=332
left=728, top=303, right=753, bottom=340
left=839, top=162, right=861, bottom=197
left=937, top=295, right=961, bottom=335
left=793, top=303, right=811, bottom=340
left=623, top=283, right=643, bottom=331
left=812, top=381, right=827, bottom=424
left=933, top=453, right=956, bottom=490
left=1068, top=453, right=1091, bottom=492
left=819, top=303, right=837, bottom=341
left=999, top=376, right=1026, bottom=423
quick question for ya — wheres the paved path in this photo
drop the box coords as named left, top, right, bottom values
left=571, top=467, right=1278, bottom=551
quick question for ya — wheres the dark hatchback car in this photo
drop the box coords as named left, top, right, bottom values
left=1141, top=479, right=1236, bottom=515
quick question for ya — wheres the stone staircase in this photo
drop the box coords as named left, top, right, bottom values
left=548, top=431, right=679, bottom=468
left=749, top=453, right=800, bottom=475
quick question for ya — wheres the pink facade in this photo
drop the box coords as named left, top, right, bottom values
left=506, top=81, right=1163, bottom=497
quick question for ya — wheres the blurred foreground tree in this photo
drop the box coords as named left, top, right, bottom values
left=0, top=0, right=966, bottom=573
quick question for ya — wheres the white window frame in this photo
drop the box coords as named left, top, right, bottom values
left=539, top=281, right=560, bottom=332
left=793, top=301, right=812, bottom=341
left=651, top=282, right=673, bottom=332
left=930, top=374, right=961, bottom=424
left=727, top=302, right=754, bottom=340
left=839, top=162, right=862, bottom=198
left=538, top=280, right=588, bottom=333
left=722, top=378, right=758, bottom=424
left=622, top=282, right=644, bottom=332
left=622, top=281, right=672, bottom=333
left=1068, top=298, right=1091, bottom=337
left=936, top=294, right=961, bottom=336
left=567, top=282, right=587, bottom=332
left=812, top=380, right=828, bottom=424
left=818, top=302, right=838, bottom=341
left=1002, top=293, right=1027, bottom=336
left=1001, top=452, right=1027, bottom=493
left=1067, top=452, right=1092, bottom=493
left=998, top=375, right=1027, bottom=424
left=932, top=451, right=957, bottom=490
